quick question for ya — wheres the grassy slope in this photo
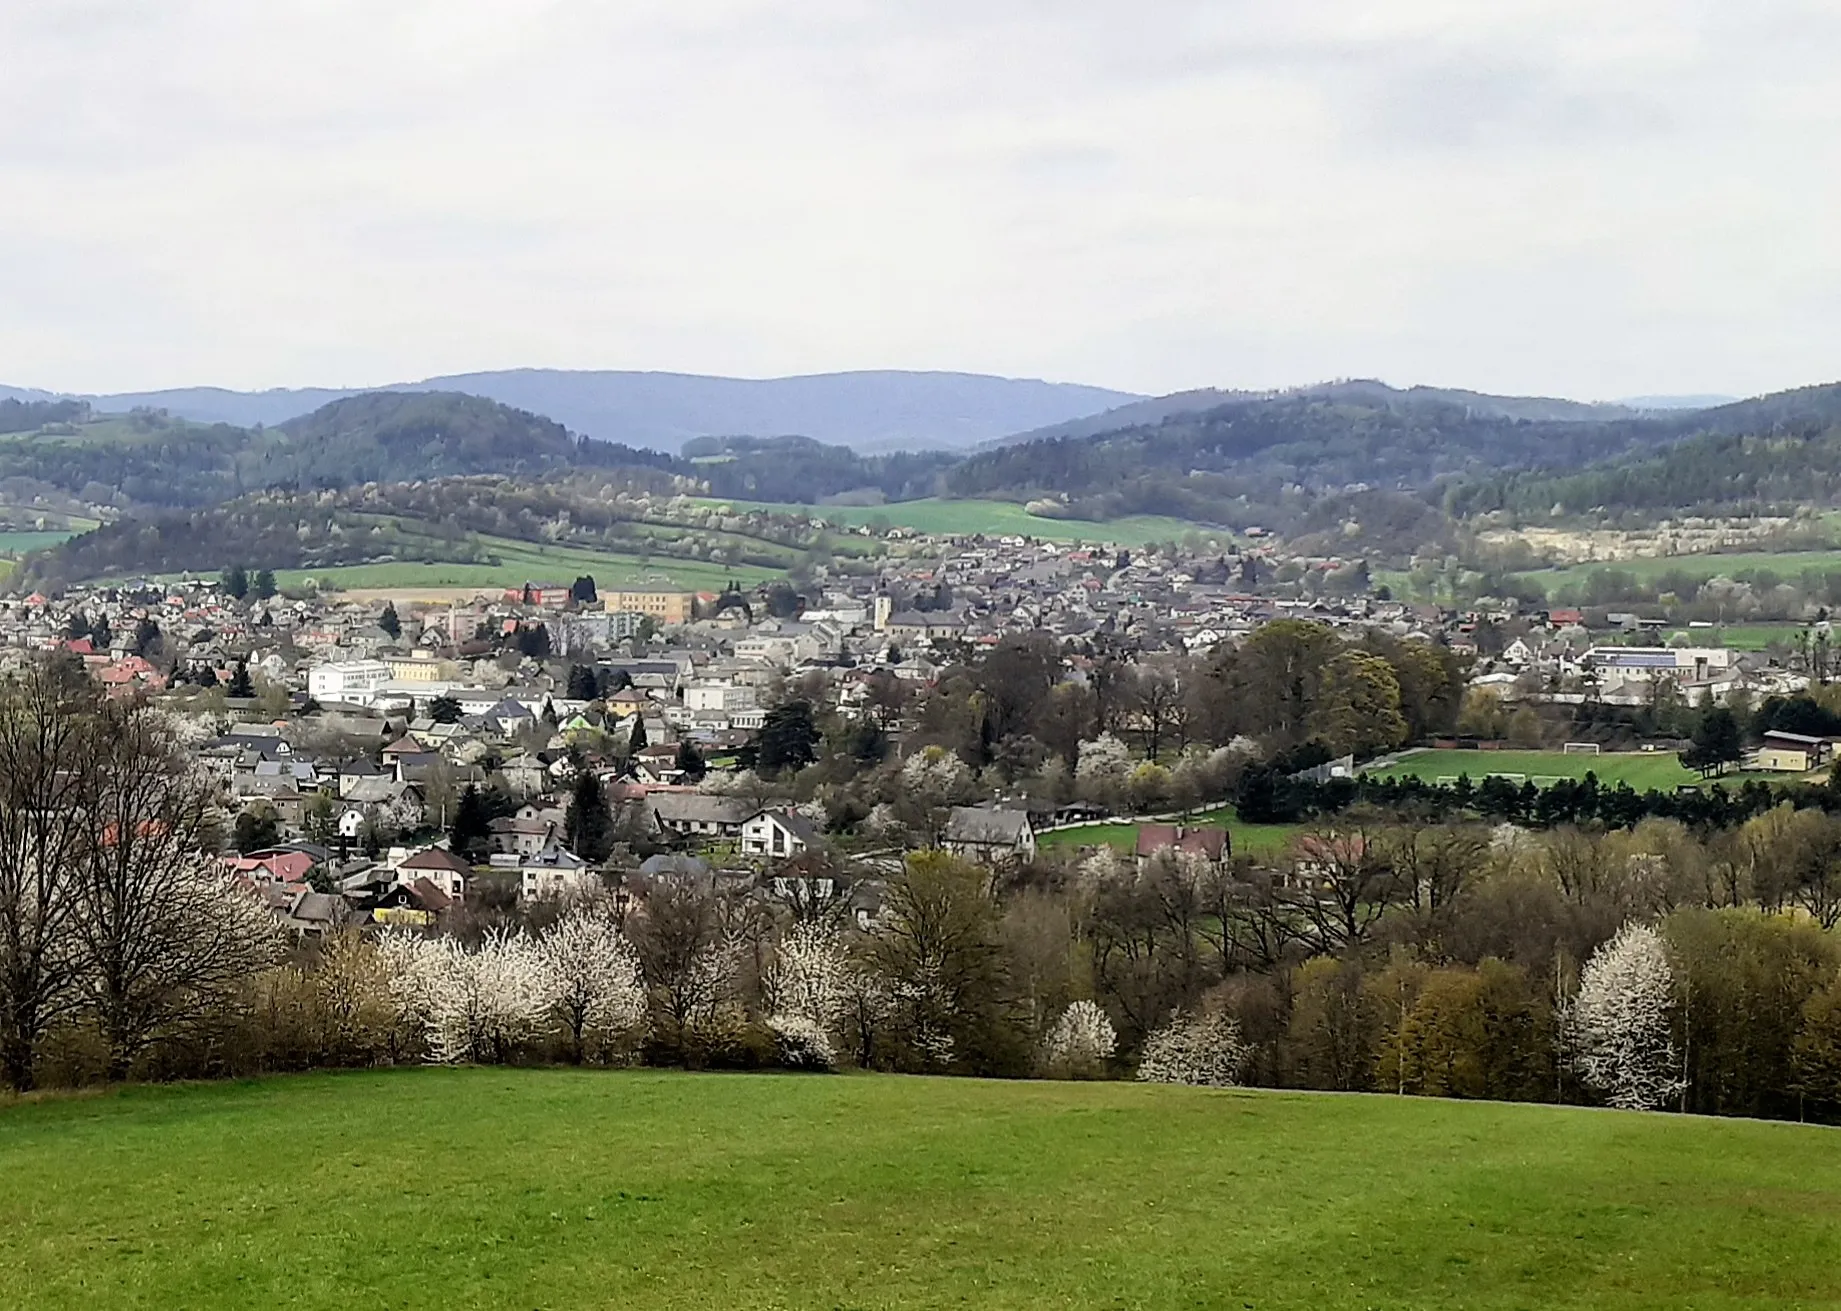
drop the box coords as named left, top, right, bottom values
left=4, top=1068, right=1841, bottom=1309
left=1039, top=809, right=1302, bottom=856
left=697, top=496, right=1222, bottom=547
left=1369, top=749, right=1701, bottom=790
left=1528, top=550, right=1841, bottom=592
left=276, top=534, right=781, bottom=594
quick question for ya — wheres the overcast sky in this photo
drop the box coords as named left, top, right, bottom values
left=2, top=0, right=1836, bottom=400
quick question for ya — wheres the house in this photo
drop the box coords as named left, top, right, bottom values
left=1134, top=824, right=1230, bottom=866
left=492, top=846, right=595, bottom=901
left=393, top=845, right=474, bottom=900
left=222, top=849, right=317, bottom=885
left=1752, top=730, right=1833, bottom=773
left=649, top=793, right=752, bottom=842
left=942, top=805, right=1036, bottom=865
left=741, top=809, right=819, bottom=860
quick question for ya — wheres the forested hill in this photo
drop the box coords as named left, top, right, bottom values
left=1449, top=384, right=1841, bottom=519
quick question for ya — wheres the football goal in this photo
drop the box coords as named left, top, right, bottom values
left=1561, top=742, right=1602, bottom=755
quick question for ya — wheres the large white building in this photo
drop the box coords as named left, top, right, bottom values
left=307, top=660, right=393, bottom=705
left=1582, top=646, right=1736, bottom=688
left=684, top=682, right=758, bottom=714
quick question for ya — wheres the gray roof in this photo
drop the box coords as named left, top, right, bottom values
left=943, top=806, right=1033, bottom=846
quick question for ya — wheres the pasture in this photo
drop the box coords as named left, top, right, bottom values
left=3, top=1067, right=1841, bottom=1309
left=276, top=535, right=780, bottom=596
left=1038, top=809, right=1302, bottom=857
left=697, top=495, right=1221, bottom=547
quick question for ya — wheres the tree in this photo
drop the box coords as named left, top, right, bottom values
left=763, top=922, right=852, bottom=1041
left=566, top=665, right=599, bottom=701
left=227, top=660, right=255, bottom=699
left=132, top=619, right=161, bottom=658
left=570, top=575, right=598, bottom=605
left=674, top=739, right=707, bottom=782
left=1308, top=650, right=1409, bottom=758
left=72, top=702, right=281, bottom=1079
left=1570, top=922, right=1684, bottom=1111
left=303, top=791, right=337, bottom=845
left=378, top=602, right=402, bottom=640
left=0, top=661, right=100, bottom=1091
left=233, top=805, right=280, bottom=854
left=754, top=700, right=819, bottom=776
left=1039, top=999, right=1116, bottom=1079
left=428, top=694, right=462, bottom=724
left=65, top=611, right=90, bottom=641
left=253, top=568, right=277, bottom=600
left=630, top=879, right=736, bottom=1062
left=625, top=713, right=648, bottom=755
left=536, top=909, right=645, bottom=1064
left=517, top=623, right=551, bottom=658
left=450, top=784, right=493, bottom=860
left=89, top=614, right=112, bottom=651
left=1680, top=707, right=1744, bottom=778
left=1136, top=1010, right=1250, bottom=1087
left=564, top=771, right=616, bottom=864
left=220, top=565, right=249, bottom=600
left=390, top=930, right=551, bottom=1065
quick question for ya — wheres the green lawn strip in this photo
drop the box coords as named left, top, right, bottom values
left=1039, top=809, right=1302, bottom=856
left=1367, top=749, right=1703, bottom=791
left=2, top=1068, right=1840, bottom=1309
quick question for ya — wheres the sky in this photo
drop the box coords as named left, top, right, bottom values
left=1, top=0, right=1837, bottom=401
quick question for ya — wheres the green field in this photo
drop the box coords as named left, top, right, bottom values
left=1661, top=624, right=1802, bottom=651
left=276, top=534, right=782, bottom=594
left=698, top=496, right=1223, bottom=547
left=1529, top=550, right=1841, bottom=594
left=1369, top=748, right=1703, bottom=790
left=4, top=1068, right=1841, bottom=1309
left=1039, top=809, right=1302, bottom=856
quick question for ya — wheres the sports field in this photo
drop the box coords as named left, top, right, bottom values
left=697, top=496, right=1222, bottom=547
left=4, top=1068, right=1841, bottom=1309
left=1368, top=748, right=1701, bottom=790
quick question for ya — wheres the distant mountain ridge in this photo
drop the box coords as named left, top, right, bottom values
left=0, top=369, right=1141, bottom=454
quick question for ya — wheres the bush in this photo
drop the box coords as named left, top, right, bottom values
left=1137, top=1011, right=1251, bottom=1088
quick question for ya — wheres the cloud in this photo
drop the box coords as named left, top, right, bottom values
left=0, top=0, right=1835, bottom=401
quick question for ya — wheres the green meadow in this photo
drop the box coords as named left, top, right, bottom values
left=698, top=495, right=1222, bottom=547
left=4, top=1067, right=1841, bottom=1309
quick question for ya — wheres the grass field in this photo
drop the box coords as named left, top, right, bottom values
left=697, top=496, right=1223, bottom=547
left=5, top=1068, right=1841, bottom=1309
left=1661, top=624, right=1802, bottom=651
left=1039, top=809, right=1302, bottom=856
left=276, top=534, right=782, bottom=595
left=1526, top=550, right=1841, bottom=595
left=1368, top=748, right=1703, bottom=790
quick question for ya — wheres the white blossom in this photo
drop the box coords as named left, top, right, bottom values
left=389, top=929, right=553, bottom=1065
left=767, top=1014, right=837, bottom=1071
left=1040, top=999, right=1116, bottom=1077
left=1571, top=922, right=1684, bottom=1111
left=763, top=922, right=850, bottom=1036
left=536, top=910, right=647, bottom=1061
left=1137, top=1011, right=1250, bottom=1087
left=1075, top=734, right=1132, bottom=786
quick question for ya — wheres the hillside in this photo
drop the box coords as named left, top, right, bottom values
left=2, top=1067, right=1836, bottom=1309
left=5, top=369, right=1142, bottom=454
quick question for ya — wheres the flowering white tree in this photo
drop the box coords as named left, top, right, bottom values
left=390, top=930, right=553, bottom=1065
left=1040, top=999, right=1116, bottom=1078
left=768, top=1014, right=837, bottom=1071
left=535, top=910, right=647, bottom=1064
left=1571, top=922, right=1684, bottom=1111
left=763, top=922, right=850, bottom=1034
left=1136, top=1010, right=1250, bottom=1087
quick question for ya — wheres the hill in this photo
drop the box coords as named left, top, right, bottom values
left=6, top=369, right=1142, bottom=454
left=1, top=1067, right=1836, bottom=1309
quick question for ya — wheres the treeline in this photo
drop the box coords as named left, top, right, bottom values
left=0, top=397, right=89, bottom=434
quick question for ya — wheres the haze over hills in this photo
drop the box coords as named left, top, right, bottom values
left=0, top=370, right=1141, bottom=454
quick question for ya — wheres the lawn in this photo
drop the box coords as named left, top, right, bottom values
left=276, top=535, right=782, bottom=595
left=1368, top=748, right=1701, bottom=791
left=697, top=496, right=1224, bottom=547
left=1525, top=550, right=1841, bottom=596
left=5, top=1068, right=1841, bottom=1309
left=1039, top=809, right=1303, bottom=856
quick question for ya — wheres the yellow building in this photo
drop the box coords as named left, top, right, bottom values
left=604, top=591, right=696, bottom=625
left=384, top=652, right=454, bottom=683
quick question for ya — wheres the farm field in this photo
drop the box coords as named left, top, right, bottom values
left=697, top=495, right=1222, bottom=547
left=1661, top=624, right=1802, bottom=651
left=4, top=1068, right=1841, bottom=1309
left=1039, top=809, right=1302, bottom=856
left=276, top=535, right=781, bottom=596
left=1369, top=748, right=1703, bottom=791
left=1525, top=549, right=1841, bottom=596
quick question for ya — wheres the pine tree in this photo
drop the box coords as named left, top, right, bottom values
left=564, top=771, right=616, bottom=863
left=379, top=601, right=402, bottom=639
left=674, top=739, right=707, bottom=781
left=451, top=784, right=493, bottom=859
left=254, top=569, right=277, bottom=600
left=222, top=564, right=249, bottom=600
left=626, top=713, right=648, bottom=754
left=227, top=660, right=255, bottom=699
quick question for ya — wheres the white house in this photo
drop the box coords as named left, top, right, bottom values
left=741, top=809, right=818, bottom=860
left=307, top=659, right=393, bottom=705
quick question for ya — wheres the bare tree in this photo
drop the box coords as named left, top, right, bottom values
left=630, top=878, right=736, bottom=1060
left=0, top=661, right=100, bottom=1091
left=72, top=700, right=281, bottom=1079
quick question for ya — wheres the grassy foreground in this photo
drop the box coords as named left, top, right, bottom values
left=5, top=1069, right=1841, bottom=1309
